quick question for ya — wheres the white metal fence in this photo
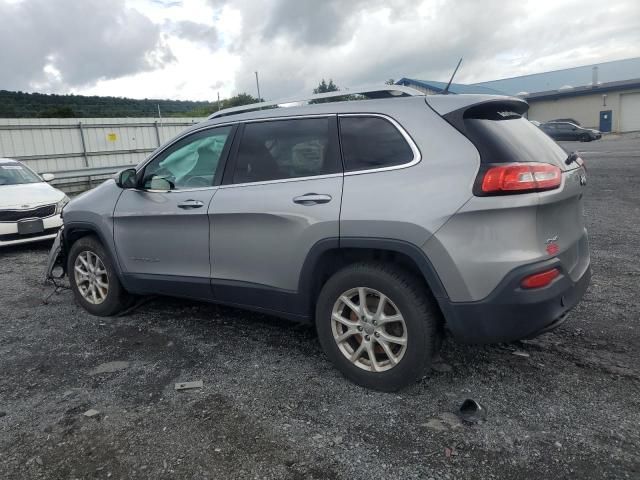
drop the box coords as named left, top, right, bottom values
left=0, top=117, right=205, bottom=192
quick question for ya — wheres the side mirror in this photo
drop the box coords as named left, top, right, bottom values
left=42, top=173, right=55, bottom=182
left=117, top=168, right=138, bottom=189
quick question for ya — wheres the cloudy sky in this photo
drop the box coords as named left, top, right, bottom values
left=1, top=0, right=639, bottom=101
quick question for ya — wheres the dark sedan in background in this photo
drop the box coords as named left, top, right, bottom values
left=540, top=121, right=602, bottom=142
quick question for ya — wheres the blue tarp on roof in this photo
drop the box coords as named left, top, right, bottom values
left=395, top=78, right=504, bottom=95
left=471, top=57, right=640, bottom=95
left=398, top=57, right=640, bottom=96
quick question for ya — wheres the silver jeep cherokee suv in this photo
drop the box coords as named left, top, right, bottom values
left=46, top=86, right=591, bottom=391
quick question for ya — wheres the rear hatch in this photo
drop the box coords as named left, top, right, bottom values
left=438, top=97, right=589, bottom=280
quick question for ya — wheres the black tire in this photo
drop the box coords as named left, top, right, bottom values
left=580, top=133, right=591, bottom=142
left=315, top=262, right=440, bottom=391
left=67, top=235, right=132, bottom=316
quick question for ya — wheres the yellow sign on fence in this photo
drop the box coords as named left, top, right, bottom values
left=107, top=133, right=117, bottom=142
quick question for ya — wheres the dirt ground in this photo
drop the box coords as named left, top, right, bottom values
left=1, top=136, right=639, bottom=479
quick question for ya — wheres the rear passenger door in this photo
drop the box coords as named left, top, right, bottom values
left=338, top=114, right=421, bottom=240
left=209, top=116, right=342, bottom=314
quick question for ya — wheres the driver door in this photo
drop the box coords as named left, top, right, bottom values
left=113, top=125, right=235, bottom=299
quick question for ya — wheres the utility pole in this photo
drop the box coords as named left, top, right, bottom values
left=255, top=71, right=262, bottom=101
left=217, top=92, right=221, bottom=111
left=156, top=104, right=163, bottom=145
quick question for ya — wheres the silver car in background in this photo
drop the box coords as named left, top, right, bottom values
left=46, top=86, right=591, bottom=391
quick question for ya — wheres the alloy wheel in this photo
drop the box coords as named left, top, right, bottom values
left=74, top=250, right=109, bottom=305
left=331, top=287, right=408, bottom=372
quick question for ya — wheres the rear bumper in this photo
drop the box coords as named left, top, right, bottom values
left=441, top=258, right=591, bottom=344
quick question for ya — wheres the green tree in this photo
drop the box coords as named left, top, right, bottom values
left=180, top=93, right=261, bottom=117
left=0, top=90, right=264, bottom=118
left=313, top=79, right=339, bottom=95
left=385, top=79, right=395, bottom=85
left=37, top=105, right=76, bottom=118
left=311, top=79, right=344, bottom=103
left=223, top=93, right=261, bottom=108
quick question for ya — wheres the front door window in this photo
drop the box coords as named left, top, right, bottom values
left=143, top=126, right=233, bottom=190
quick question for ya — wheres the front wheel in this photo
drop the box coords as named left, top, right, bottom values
left=315, top=263, right=440, bottom=391
left=67, top=235, right=132, bottom=316
left=580, top=133, right=591, bottom=142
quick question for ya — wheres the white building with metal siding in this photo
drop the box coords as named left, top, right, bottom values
left=524, top=79, right=640, bottom=133
left=398, top=57, right=640, bottom=133
left=620, top=92, right=640, bottom=132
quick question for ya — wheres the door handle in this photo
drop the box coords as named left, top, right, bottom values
left=293, top=193, right=332, bottom=205
left=177, top=199, right=204, bottom=209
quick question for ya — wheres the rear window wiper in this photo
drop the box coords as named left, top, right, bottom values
left=565, top=151, right=580, bottom=166
left=565, top=151, right=585, bottom=169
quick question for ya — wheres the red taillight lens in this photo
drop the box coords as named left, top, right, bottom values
left=521, top=268, right=560, bottom=289
left=480, top=163, right=562, bottom=194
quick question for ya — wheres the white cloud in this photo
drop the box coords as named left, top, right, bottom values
left=75, top=0, right=241, bottom=100
left=1, top=0, right=638, bottom=100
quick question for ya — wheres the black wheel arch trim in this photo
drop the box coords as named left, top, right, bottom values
left=296, top=236, right=450, bottom=318
left=62, top=221, right=126, bottom=282
left=338, top=237, right=448, bottom=298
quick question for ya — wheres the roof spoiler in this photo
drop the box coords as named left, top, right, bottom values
left=428, top=96, right=530, bottom=138
left=426, top=95, right=528, bottom=116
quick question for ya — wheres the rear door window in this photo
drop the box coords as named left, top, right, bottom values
left=339, top=116, right=414, bottom=172
left=232, top=117, right=340, bottom=184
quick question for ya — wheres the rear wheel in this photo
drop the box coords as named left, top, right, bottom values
left=67, top=235, right=132, bottom=316
left=315, top=263, right=440, bottom=391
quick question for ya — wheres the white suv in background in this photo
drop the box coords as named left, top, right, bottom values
left=0, top=158, right=68, bottom=247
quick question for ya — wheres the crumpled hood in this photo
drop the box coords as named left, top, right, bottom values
left=0, top=182, right=65, bottom=209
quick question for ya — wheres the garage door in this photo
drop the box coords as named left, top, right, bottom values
left=620, top=92, right=640, bottom=132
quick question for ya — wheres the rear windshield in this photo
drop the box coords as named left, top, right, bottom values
left=463, top=115, right=567, bottom=168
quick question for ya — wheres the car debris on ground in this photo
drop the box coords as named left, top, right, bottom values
left=174, top=381, right=203, bottom=391
left=458, top=399, right=487, bottom=424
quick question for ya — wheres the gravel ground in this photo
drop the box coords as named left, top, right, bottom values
left=1, top=137, right=639, bottom=479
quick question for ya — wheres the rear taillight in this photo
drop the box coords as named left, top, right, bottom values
left=521, top=268, right=560, bottom=289
left=478, top=162, right=562, bottom=195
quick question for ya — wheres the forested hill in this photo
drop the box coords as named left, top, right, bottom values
left=0, top=90, right=259, bottom=118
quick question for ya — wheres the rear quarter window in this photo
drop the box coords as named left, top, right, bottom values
left=463, top=115, right=567, bottom=168
left=339, top=116, right=414, bottom=172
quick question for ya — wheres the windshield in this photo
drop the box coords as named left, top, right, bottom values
left=0, top=163, right=43, bottom=185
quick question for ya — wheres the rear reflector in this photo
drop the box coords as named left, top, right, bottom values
left=480, top=162, right=562, bottom=194
left=521, top=268, right=560, bottom=289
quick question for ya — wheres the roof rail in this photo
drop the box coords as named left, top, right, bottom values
left=208, top=85, right=424, bottom=119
